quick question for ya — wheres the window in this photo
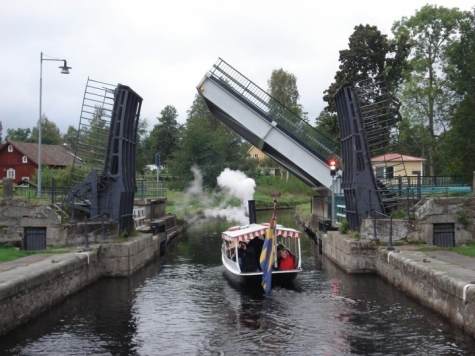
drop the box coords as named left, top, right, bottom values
left=375, top=166, right=384, bottom=179
left=375, top=166, right=394, bottom=179
left=6, top=168, right=15, bottom=179
left=7, top=145, right=13, bottom=152
left=22, top=156, right=28, bottom=163
left=22, top=177, right=29, bottom=181
left=252, top=153, right=259, bottom=158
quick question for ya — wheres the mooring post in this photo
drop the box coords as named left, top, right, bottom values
left=84, top=219, right=90, bottom=251
left=387, top=215, right=395, bottom=250
left=405, top=187, right=410, bottom=221
left=372, top=210, right=379, bottom=242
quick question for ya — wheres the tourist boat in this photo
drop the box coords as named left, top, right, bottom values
left=221, top=222, right=302, bottom=288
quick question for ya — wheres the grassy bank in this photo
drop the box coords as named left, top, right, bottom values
left=0, top=246, right=69, bottom=263
left=166, top=174, right=314, bottom=218
left=420, top=240, right=475, bottom=258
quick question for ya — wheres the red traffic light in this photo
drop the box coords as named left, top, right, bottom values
left=329, top=159, right=337, bottom=176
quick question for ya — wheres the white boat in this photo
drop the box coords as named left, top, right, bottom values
left=221, top=222, right=302, bottom=288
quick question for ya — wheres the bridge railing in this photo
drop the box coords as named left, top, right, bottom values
left=208, top=58, right=340, bottom=160
left=336, top=175, right=471, bottom=225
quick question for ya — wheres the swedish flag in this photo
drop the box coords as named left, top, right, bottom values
left=260, top=208, right=276, bottom=295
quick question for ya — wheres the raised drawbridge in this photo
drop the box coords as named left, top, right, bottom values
left=65, top=78, right=143, bottom=233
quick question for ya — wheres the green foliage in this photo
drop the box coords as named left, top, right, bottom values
left=267, top=68, right=308, bottom=122
left=119, top=229, right=128, bottom=240
left=439, top=10, right=475, bottom=179
left=61, top=125, right=78, bottom=152
left=29, top=115, right=62, bottom=144
left=421, top=240, right=475, bottom=258
left=141, top=106, right=182, bottom=173
left=0, top=245, right=69, bottom=263
left=393, top=5, right=466, bottom=176
left=32, top=165, right=73, bottom=187
left=391, top=210, right=407, bottom=219
left=339, top=219, right=350, bottom=234
left=5, top=127, right=31, bottom=142
left=457, top=210, right=470, bottom=230
left=323, top=24, right=410, bottom=139
left=168, top=95, right=248, bottom=189
left=295, top=203, right=311, bottom=222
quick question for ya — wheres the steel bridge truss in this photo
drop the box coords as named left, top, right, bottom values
left=66, top=78, right=143, bottom=233
left=335, top=76, right=405, bottom=230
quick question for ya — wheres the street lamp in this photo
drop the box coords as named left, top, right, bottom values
left=38, top=52, right=71, bottom=198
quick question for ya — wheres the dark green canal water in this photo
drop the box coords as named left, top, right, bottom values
left=0, top=209, right=474, bottom=355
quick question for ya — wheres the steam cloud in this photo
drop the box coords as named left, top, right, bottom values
left=179, top=165, right=255, bottom=225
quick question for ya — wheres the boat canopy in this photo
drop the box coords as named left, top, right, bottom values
left=221, top=223, right=301, bottom=242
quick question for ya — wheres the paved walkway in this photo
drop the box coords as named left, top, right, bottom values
left=0, top=251, right=84, bottom=285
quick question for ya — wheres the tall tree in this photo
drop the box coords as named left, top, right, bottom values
left=143, top=105, right=182, bottom=168
left=439, top=9, right=475, bottom=178
left=267, top=68, right=308, bottom=123
left=323, top=24, right=410, bottom=139
left=392, top=5, right=466, bottom=175
left=169, top=95, right=247, bottom=189
left=135, top=117, right=151, bottom=174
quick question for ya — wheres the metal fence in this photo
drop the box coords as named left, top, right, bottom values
left=1, top=181, right=167, bottom=204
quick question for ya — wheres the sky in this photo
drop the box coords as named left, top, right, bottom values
left=1, top=0, right=473, bottom=137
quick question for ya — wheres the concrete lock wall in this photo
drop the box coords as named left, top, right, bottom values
left=376, top=249, right=475, bottom=338
left=0, top=234, right=163, bottom=336
left=322, top=232, right=475, bottom=339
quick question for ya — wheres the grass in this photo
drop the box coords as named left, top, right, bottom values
left=0, top=245, right=71, bottom=263
left=420, top=240, right=475, bottom=258
left=165, top=175, right=313, bottom=218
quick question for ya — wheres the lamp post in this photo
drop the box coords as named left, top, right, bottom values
left=38, top=52, right=71, bottom=198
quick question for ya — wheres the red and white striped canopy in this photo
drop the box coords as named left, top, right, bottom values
left=221, top=223, right=301, bottom=242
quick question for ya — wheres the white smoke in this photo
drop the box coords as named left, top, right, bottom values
left=180, top=165, right=255, bottom=225
left=205, top=168, right=256, bottom=224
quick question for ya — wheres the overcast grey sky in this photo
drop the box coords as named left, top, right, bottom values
left=0, top=0, right=472, bottom=136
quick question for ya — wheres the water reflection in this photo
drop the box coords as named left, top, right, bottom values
left=0, top=210, right=474, bottom=355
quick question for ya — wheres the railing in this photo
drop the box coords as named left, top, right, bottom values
left=0, top=180, right=167, bottom=203
left=136, top=180, right=167, bottom=199
left=208, top=58, right=340, bottom=160
left=336, top=175, right=471, bottom=228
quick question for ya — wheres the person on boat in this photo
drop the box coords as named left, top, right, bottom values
left=276, top=243, right=285, bottom=265
left=279, top=249, right=295, bottom=270
left=236, top=241, right=246, bottom=266
left=248, top=236, right=264, bottom=270
left=240, top=241, right=259, bottom=272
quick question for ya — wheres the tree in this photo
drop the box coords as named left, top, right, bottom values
left=135, top=117, right=150, bottom=174
left=315, top=110, right=340, bottom=148
left=168, top=95, right=247, bottom=189
left=30, top=115, right=62, bottom=145
left=392, top=5, right=466, bottom=176
left=267, top=68, right=308, bottom=122
left=62, top=125, right=78, bottom=152
left=439, top=9, right=475, bottom=178
left=5, top=127, right=31, bottom=142
left=142, top=105, right=182, bottom=168
left=323, top=24, right=411, bottom=139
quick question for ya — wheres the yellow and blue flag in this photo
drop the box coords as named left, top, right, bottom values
left=260, top=207, right=276, bottom=295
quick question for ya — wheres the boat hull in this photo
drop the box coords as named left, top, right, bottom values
left=222, top=254, right=300, bottom=290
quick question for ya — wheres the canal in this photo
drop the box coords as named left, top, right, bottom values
left=1, top=209, right=475, bottom=355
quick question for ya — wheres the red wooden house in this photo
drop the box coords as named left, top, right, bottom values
left=0, top=141, right=75, bottom=184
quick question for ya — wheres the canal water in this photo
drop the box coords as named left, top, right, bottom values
left=1, top=209, right=475, bottom=355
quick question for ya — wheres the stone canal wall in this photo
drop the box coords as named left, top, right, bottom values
left=321, top=232, right=475, bottom=339
left=0, top=233, right=165, bottom=336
